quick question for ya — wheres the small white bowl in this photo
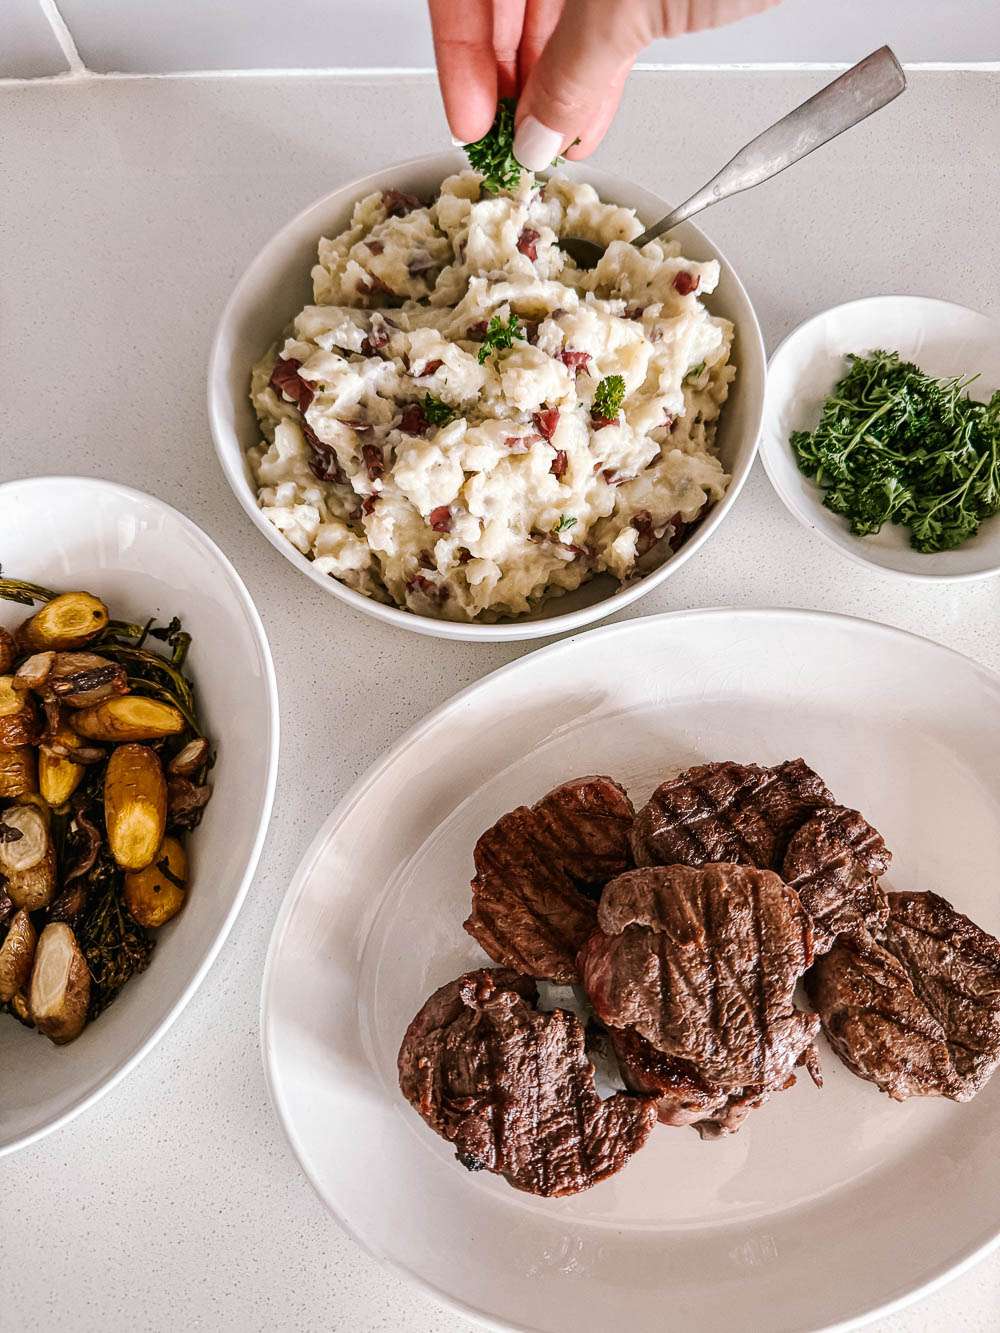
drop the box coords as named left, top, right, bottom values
left=0, top=476, right=279, bottom=1155
left=761, top=295, right=1000, bottom=581
left=208, top=151, right=766, bottom=642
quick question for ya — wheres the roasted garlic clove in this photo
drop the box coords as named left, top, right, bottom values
left=124, top=836, right=188, bottom=928
left=0, top=804, right=56, bottom=911
left=0, top=746, right=37, bottom=800
left=29, top=923, right=90, bottom=1044
left=16, top=592, right=109, bottom=652
left=71, top=695, right=185, bottom=742
left=38, top=725, right=89, bottom=806
left=0, top=909, right=37, bottom=1003
left=12, top=651, right=55, bottom=692
left=0, top=675, right=39, bottom=748
left=105, top=743, right=167, bottom=871
left=167, top=737, right=210, bottom=777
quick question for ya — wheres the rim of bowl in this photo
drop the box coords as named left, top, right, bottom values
left=208, top=150, right=766, bottom=642
left=0, top=474, right=280, bottom=1156
left=760, top=294, right=1000, bottom=585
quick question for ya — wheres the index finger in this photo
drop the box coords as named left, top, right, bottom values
left=428, top=0, right=498, bottom=143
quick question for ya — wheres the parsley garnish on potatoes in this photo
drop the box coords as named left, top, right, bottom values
left=592, top=374, right=626, bottom=422
left=477, top=313, right=526, bottom=365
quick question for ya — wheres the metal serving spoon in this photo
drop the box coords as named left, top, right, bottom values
left=559, top=45, right=906, bottom=270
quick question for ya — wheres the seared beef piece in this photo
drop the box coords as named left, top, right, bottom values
left=464, top=776, right=635, bottom=984
left=631, top=759, right=892, bottom=955
left=579, top=864, right=819, bottom=1090
left=609, top=1024, right=723, bottom=1126
left=609, top=1024, right=774, bottom=1138
left=630, top=759, right=833, bottom=872
left=809, top=891, right=1000, bottom=1101
left=782, top=804, right=890, bottom=952
left=807, top=932, right=956, bottom=1100
left=397, top=968, right=657, bottom=1196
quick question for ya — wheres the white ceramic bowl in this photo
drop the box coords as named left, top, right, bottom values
left=0, top=476, right=279, bottom=1155
left=761, top=295, right=1000, bottom=581
left=209, top=151, right=766, bottom=642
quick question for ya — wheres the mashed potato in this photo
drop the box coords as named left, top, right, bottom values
left=249, top=170, right=735, bottom=621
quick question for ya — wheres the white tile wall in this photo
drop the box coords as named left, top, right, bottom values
left=5, top=0, right=1000, bottom=79
left=0, top=0, right=69, bottom=77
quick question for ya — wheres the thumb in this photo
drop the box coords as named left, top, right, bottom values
left=513, top=0, right=651, bottom=169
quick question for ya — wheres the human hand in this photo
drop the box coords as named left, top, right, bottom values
left=428, top=0, right=780, bottom=169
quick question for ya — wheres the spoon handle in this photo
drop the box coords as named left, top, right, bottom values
left=633, top=46, right=906, bottom=246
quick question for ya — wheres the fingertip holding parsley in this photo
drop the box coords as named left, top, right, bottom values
left=792, top=350, right=1000, bottom=553
left=465, top=99, right=522, bottom=195
left=463, top=97, right=568, bottom=194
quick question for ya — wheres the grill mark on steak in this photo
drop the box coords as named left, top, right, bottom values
left=464, top=776, right=635, bottom=983
left=579, top=865, right=819, bottom=1092
left=807, top=891, right=1000, bottom=1101
left=750, top=878, right=768, bottom=1081
left=782, top=804, right=890, bottom=951
left=632, top=759, right=891, bottom=953
left=397, top=968, right=657, bottom=1196
left=630, top=759, right=834, bottom=871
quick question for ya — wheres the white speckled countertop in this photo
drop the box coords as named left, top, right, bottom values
left=1, top=70, right=999, bottom=1332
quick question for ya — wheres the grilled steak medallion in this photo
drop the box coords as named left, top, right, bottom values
left=397, top=968, right=657, bottom=1196
left=464, top=776, right=635, bottom=984
left=782, top=804, right=890, bottom=952
left=629, top=759, right=833, bottom=871
left=579, top=864, right=819, bottom=1090
left=631, top=759, right=891, bottom=954
left=809, top=891, right=1000, bottom=1101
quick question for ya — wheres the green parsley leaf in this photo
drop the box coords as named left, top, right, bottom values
left=477, top=313, right=526, bottom=365
left=684, top=362, right=707, bottom=384
left=464, top=99, right=521, bottom=195
left=421, top=394, right=456, bottom=427
left=591, top=374, right=626, bottom=421
left=790, top=350, right=1000, bottom=555
left=553, top=515, right=577, bottom=535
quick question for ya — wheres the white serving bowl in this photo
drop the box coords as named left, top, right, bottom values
left=761, top=295, right=1000, bottom=581
left=0, top=476, right=278, bottom=1155
left=209, top=151, right=766, bottom=642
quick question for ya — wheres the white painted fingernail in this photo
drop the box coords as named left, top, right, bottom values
left=450, top=135, right=466, bottom=148
left=513, top=116, right=564, bottom=172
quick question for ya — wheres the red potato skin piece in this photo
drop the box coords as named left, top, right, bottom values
left=532, top=408, right=560, bottom=440
left=269, top=357, right=313, bottom=412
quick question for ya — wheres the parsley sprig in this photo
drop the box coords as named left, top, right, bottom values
left=464, top=97, right=567, bottom=193
left=422, top=394, right=456, bottom=426
left=791, top=349, right=1000, bottom=554
left=477, top=313, right=526, bottom=365
left=592, top=374, right=626, bottom=421
left=465, top=99, right=522, bottom=194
